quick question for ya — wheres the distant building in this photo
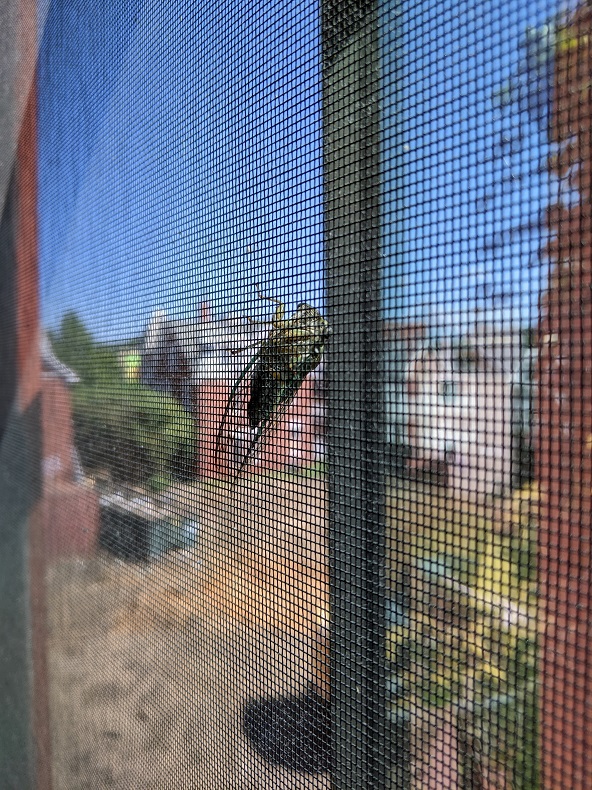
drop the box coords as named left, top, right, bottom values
left=383, top=322, right=428, bottom=450
left=405, top=328, right=531, bottom=499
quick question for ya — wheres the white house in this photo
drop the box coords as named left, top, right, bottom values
left=405, top=329, right=528, bottom=499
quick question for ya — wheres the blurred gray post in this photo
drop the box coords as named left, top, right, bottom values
left=0, top=167, right=38, bottom=790
left=0, top=4, right=50, bottom=786
left=322, top=1, right=389, bottom=787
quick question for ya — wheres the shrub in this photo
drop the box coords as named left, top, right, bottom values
left=49, top=312, right=195, bottom=488
left=73, top=380, right=195, bottom=487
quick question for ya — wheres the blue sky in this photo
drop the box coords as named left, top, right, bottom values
left=39, top=0, right=324, bottom=340
left=380, top=0, right=562, bottom=334
left=38, top=0, right=563, bottom=342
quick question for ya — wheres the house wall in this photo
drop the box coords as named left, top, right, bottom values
left=193, top=377, right=319, bottom=480
left=407, top=350, right=513, bottom=499
left=40, top=374, right=99, bottom=559
left=40, top=481, right=100, bottom=560
left=536, top=5, right=592, bottom=787
left=41, top=375, right=75, bottom=483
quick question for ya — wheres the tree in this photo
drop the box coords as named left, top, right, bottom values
left=49, top=311, right=120, bottom=384
left=73, top=379, right=194, bottom=489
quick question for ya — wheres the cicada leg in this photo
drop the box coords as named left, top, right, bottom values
left=255, top=284, right=286, bottom=326
left=245, top=285, right=292, bottom=330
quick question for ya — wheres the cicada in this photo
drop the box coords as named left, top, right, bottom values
left=215, top=287, right=331, bottom=479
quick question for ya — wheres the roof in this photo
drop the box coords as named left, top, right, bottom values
left=142, top=310, right=271, bottom=383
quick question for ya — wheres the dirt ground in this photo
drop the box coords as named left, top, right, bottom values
left=45, top=477, right=330, bottom=790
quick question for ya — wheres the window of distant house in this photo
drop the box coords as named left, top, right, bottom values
left=454, top=343, right=480, bottom=372
left=289, top=420, right=303, bottom=436
left=439, top=380, right=457, bottom=402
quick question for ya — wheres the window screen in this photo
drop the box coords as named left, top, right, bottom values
left=1, top=0, right=591, bottom=788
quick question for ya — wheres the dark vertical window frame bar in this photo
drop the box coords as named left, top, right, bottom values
left=322, top=1, right=392, bottom=786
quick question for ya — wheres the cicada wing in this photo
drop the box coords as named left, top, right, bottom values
left=214, top=349, right=262, bottom=462
left=232, top=369, right=311, bottom=482
left=246, top=358, right=293, bottom=430
left=246, top=362, right=267, bottom=429
left=231, top=423, right=267, bottom=483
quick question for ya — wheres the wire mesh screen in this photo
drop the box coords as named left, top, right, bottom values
left=2, top=0, right=591, bottom=787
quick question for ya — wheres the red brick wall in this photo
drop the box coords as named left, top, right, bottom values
left=537, top=6, right=592, bottom=787
left=40, top=375, right=100, bottom=559
left=40, top=482, right=100, bottom=560
left=194, top=377, right=319, bottom=480
left=41, top=376, right=75, bottom=483
left=15, top=41, right=40, bottom=414
left=14, top=5, right=50, bottom=783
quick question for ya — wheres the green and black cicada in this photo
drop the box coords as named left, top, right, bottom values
left=215, top=287, right=331, bottom=479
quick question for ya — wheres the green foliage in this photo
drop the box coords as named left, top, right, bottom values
left=73, top=380, right=195, bottom=487
left=50, top=312, right=195, bottom=487
left=49, top=312, right=120, bottom=384
left=386, top=483, right=539, bottom=787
